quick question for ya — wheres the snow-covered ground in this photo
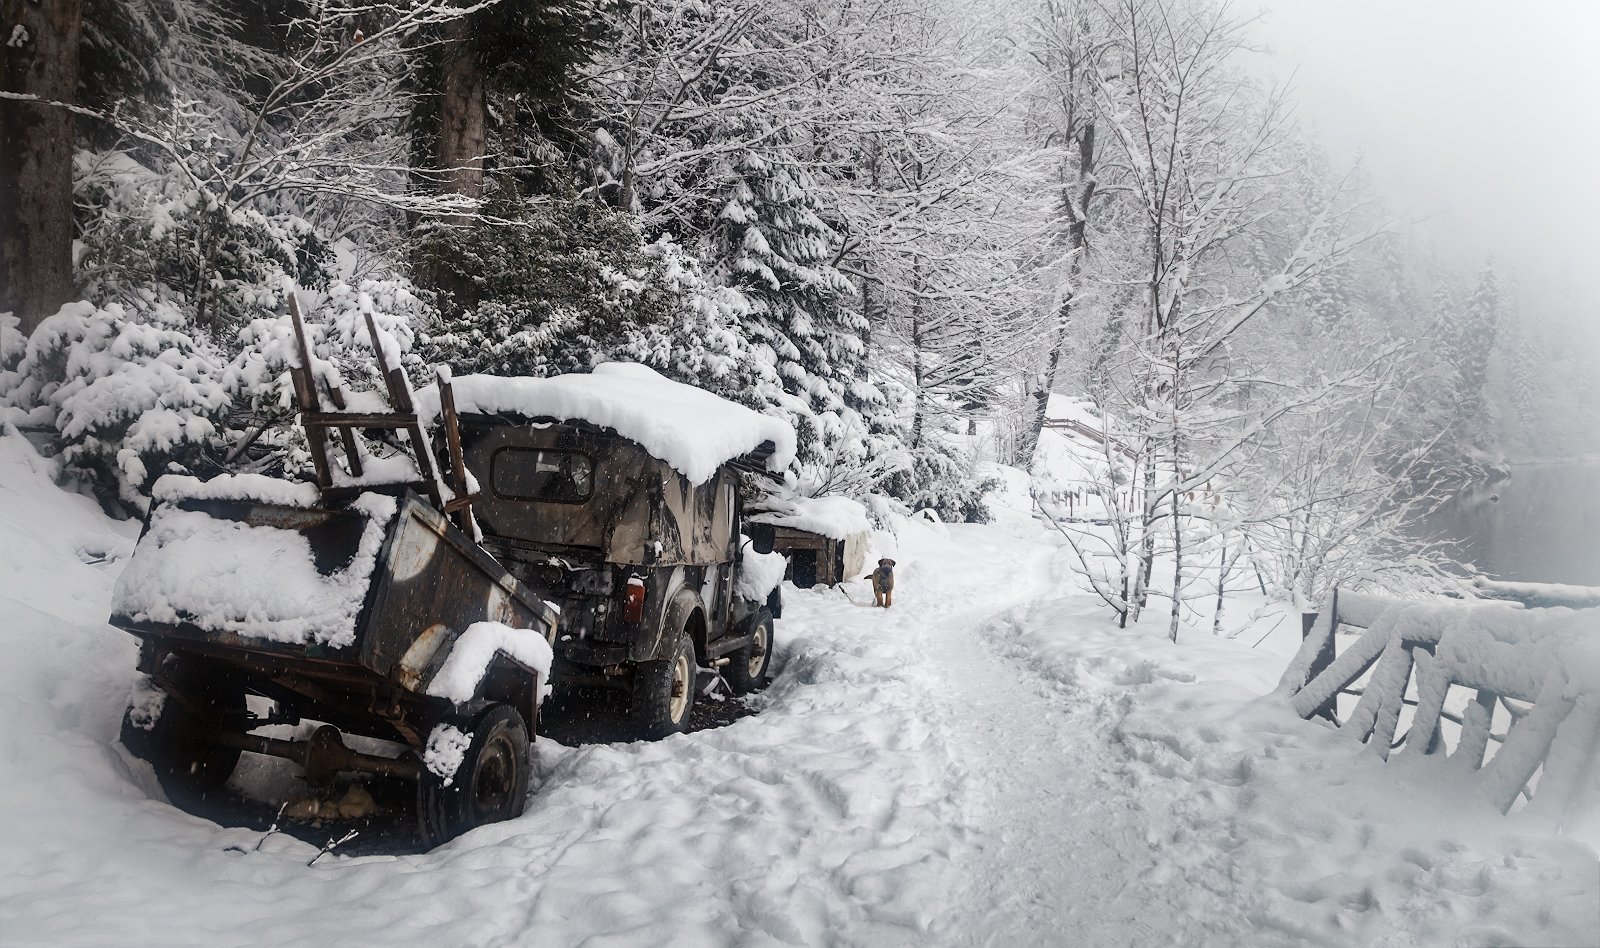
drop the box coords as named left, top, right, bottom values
left=2, top=428, right=1596, bottom=946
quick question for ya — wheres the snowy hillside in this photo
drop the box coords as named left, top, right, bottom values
left=1, top=426, right=1595, bottom=946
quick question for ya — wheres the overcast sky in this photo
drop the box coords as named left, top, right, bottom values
left=1245, top=0, right=1600, bottom=309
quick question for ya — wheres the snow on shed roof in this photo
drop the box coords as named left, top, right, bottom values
left=748, top=493, right=872, bottom=540
left=415, top=362, right=796, bottom=486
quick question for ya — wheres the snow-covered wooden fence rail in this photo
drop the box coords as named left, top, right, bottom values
left=1274, top=587, right=1600, bottom=832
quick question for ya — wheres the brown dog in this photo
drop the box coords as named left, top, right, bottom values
left=872, top=558, right=896, bottom=607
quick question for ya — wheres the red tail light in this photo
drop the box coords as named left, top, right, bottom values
left=623, top=577, right=646, bottom=624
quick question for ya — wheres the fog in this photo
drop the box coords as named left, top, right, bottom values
left=1248, top=0, right=1600, bottom=309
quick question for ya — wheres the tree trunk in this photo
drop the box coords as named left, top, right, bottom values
left=1017, top=124, right=1096, bottom=470
left=1212, top=532, right=1236, bottom=636
left=419, top=14, right=485, bottom=303
left=1168, top=467, right=1182, bottom=643
left=1130, top=450, right=1156, bottom=621
left=910, top=257, right=926, bottom=449
left=437, top=16, right=485, bottom=206
left=0, top=0, right=81, bottom=336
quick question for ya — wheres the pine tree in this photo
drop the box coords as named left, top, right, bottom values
left=1507, top=325, right=1542, bottom=430
left=1443, top=260, right=1500, bottom=421
left=709, top=144, right=894, bottom=470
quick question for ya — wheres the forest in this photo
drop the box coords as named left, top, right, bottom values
left=3, top=0, right=1596, bottom=628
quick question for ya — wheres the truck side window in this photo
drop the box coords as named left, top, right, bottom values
left=490, top=448, right=594, bottom=504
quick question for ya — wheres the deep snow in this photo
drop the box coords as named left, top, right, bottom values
left=1, top=428, right=1596, bottom=947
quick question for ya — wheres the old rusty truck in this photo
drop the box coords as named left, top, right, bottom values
left=419, top=362, right=796, bottom=739
left=112, top=305, right=794, bottom=845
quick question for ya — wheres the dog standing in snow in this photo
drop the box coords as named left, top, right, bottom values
left=872, top=558, right=896, bottom=607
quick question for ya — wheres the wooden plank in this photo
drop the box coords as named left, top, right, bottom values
left=442, top=493, right=482, bottom=514
left=323, top=383, right=363, bottom=478
left=437, top=374, right=472, bottom=531
left=360, top=311, right=439, bottom=508
left=288, top=295, right=332, bottom=490
left=302, top=412, right=420, bottom=428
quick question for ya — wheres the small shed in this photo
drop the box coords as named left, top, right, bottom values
left=747, top=495, right=873, bottom=588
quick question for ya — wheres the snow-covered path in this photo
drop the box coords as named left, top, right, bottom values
left=900, top=529, right=1244, bottom=947
left=933, top=604, right=1189, bottom=947
left=2, top=432, right=1596, bottom=947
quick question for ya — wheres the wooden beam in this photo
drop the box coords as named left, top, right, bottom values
left=301, top=412, right=420, bottom=428
left=288, top=295, right=332, bottom=489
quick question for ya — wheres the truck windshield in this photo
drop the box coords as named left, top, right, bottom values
left=490, top=448, right=594, bottom=504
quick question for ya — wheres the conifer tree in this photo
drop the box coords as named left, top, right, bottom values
left=1443, top=260, right=1500, bottom=421
left=710, top=144, right=891, bottom=468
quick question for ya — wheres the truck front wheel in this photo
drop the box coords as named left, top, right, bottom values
left=725, top=608, right=774, bottom=695
left=631, top=632, right=696, bottom=739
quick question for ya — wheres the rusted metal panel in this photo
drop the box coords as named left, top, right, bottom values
left=358, top=493, right=555, bottom=680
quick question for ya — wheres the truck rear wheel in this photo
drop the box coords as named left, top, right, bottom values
left=120, top=655, right=244, bottom=806
left=417, top=704, right=531, bottom=848
left=725, top=608, right=773, bottom=695
left=631, top=632, right=697, bottom=739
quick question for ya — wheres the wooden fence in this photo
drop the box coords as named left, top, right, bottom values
left=1274, top=587, right=1600, bottom=832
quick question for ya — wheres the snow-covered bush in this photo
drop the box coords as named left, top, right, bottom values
left=0, top=301, right=229, bottom=508
left=230, top=280, right=435, bottom=415
left=880, top=438, right=997, bottom=524
left=74, top=150, right=334, bottom=340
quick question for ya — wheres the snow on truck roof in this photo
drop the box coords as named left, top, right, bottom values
left=415, top=362, right=796, bottom=486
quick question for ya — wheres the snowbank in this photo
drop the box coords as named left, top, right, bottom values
left=112, top=490, right=397, bottom=648
left=981, top=585, right=1600, bottom=946
left=413, top=362, right=796, bottom=486
left=4, top=423, right=1594, bottom=948
left=425, top=620, right=554, bottom=705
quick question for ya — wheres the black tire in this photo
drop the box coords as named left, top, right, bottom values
left=725, top=608, right=773, bottom=695
left=631, top=631, right=697, bottom=739
left=119, top=656, right=245, bottom=805
left=417, top=704, right=531, bottom=848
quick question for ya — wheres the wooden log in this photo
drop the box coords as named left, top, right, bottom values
left=1343, top=637, right=1415, bottom=759
left=1303, top=596, right=1337, bottom=723
left=1480, top=671, right=1576, bottom=814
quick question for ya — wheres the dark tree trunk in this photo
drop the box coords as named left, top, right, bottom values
left=1, top=0, right=81, bottom=336
left=437, top=16, right=485, bottom=206
left=416, top=15, right=486, bottom=305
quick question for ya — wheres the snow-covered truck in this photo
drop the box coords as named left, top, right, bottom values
left=416, top=362, right=796, bottom=738
left=110, top=307, right=793, bottom=843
